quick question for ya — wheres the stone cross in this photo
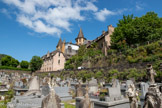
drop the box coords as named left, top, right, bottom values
left=147, top=64, right=156, bottom=84
left=77, top=82, right=83, bottom=97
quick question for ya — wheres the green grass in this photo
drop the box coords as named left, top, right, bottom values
left=0, top=66, right=31, bottom=71
left=0, top=101, right=7, bottom=108
left=62, top=100, right=75, bottom=108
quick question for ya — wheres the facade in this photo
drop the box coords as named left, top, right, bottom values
left=64, top=42, right=79, bottom=59
left=40, top=50, right=65, bottom=72
left=88, top=25, right=114, bottom=56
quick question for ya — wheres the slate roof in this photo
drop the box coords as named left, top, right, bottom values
left=56, top=38, right=62, bottom=47
left=75, top=28, right=86, bottom=40
left=42, top=50, right=64, bottom=60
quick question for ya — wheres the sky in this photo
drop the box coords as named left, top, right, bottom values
left=0, top=0, right=162, bottom=62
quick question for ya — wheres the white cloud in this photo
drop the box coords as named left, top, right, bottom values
left=95, top=8, right=127, bottom=22
left=2, top=0, right=128, bottom=36
left=2, top=0, right=98, bottom=36
left=136, top=2, right=145, bottom=11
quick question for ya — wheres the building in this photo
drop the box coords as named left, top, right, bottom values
left=40, top=28, right=86, bottom=72
left=56, top=39, right=79, bottom=59
left=87, top=25, right=114, bottom=56
left=40, top=50, right=65, bottom=72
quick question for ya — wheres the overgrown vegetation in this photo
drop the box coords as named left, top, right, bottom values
left=0, top=90, right=14, bottom=108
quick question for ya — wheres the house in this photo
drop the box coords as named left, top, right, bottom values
left=40, top=50, right=65, bottom=72
left=87, top=25, right=114, bottom=56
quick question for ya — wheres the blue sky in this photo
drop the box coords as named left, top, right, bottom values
left=0, top=0, right=162, bottom=62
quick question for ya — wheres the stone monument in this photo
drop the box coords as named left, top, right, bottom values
left=143, top=64, right=162, bottom=108
left=126, top=84, right=138, bottom=108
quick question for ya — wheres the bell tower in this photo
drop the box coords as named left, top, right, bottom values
left=75, top=28, right=86, bottom=45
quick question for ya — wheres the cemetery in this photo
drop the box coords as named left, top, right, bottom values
left=0, top=63, right=161, bottom=108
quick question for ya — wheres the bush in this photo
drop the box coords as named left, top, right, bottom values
left=20, top=61, right=29, bottom=69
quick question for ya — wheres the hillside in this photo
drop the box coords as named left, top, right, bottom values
left=63, top=12, right=162, bottom=82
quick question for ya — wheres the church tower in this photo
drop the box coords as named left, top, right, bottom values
left=75, top=28, right=86, bottom=45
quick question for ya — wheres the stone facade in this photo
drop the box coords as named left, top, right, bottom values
left=40, top=50, right=65, bottom=72
left=88, top=25, right=114, bottom=56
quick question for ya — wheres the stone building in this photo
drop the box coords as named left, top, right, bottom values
left=56, top=39, right=79, bottom=59
left=87, top=25, right=114, bottom=56
left=40, top=50, right=65, bottom=72
left=40, top=28, right=86, bottom=72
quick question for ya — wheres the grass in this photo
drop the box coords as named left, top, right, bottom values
left=0, top=101, right=7, bottom=108
left=62, top=99, right=75, bottom=108
left=0, top=66, right=31, bottom=71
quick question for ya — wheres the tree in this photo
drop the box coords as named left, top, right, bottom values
left=30, top=56, right=43, bottom=72
left=20, top=61, right=29, bottom=69
left=1, top=56, right=19, bottom=67
left=111, top=12, right=162, bottom=50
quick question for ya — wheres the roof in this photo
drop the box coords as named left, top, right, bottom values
left=42, top=50, right=65, bottom=60
left=56, top=38, right=62, bottom=47
left=65, top=42, right=79, bottom=46
left=75, top=28, right=86, bottom=40
left=87, top=31, right=108, bottom=48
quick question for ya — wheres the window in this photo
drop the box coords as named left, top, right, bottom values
left=68, top=46, right=72, bottom=53
left=58, top=60, right=60, bottom=65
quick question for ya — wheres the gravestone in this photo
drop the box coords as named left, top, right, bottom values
left=88, top=78, right=98, bottom=94
left=106, top=79, right=122, bottom=101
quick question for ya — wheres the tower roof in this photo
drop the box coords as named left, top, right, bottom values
left=76, top=28, right=86, bottom=40
left=56, top=38, right=62, bottom=47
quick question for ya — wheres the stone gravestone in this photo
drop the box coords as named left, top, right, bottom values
left=106, top=79, right=122, bottom=101
left=88, top=78, right=98, bottom=94
left=42, top=78, right=61, bottom=108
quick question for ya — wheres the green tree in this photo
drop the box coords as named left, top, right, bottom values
left=1, top=56, right=19, bottom=67
left=111, top=12, right=162, bottom=50
left=20, top=61, right=29, bottom=69
left=30, top=56, right=43, bottom=72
